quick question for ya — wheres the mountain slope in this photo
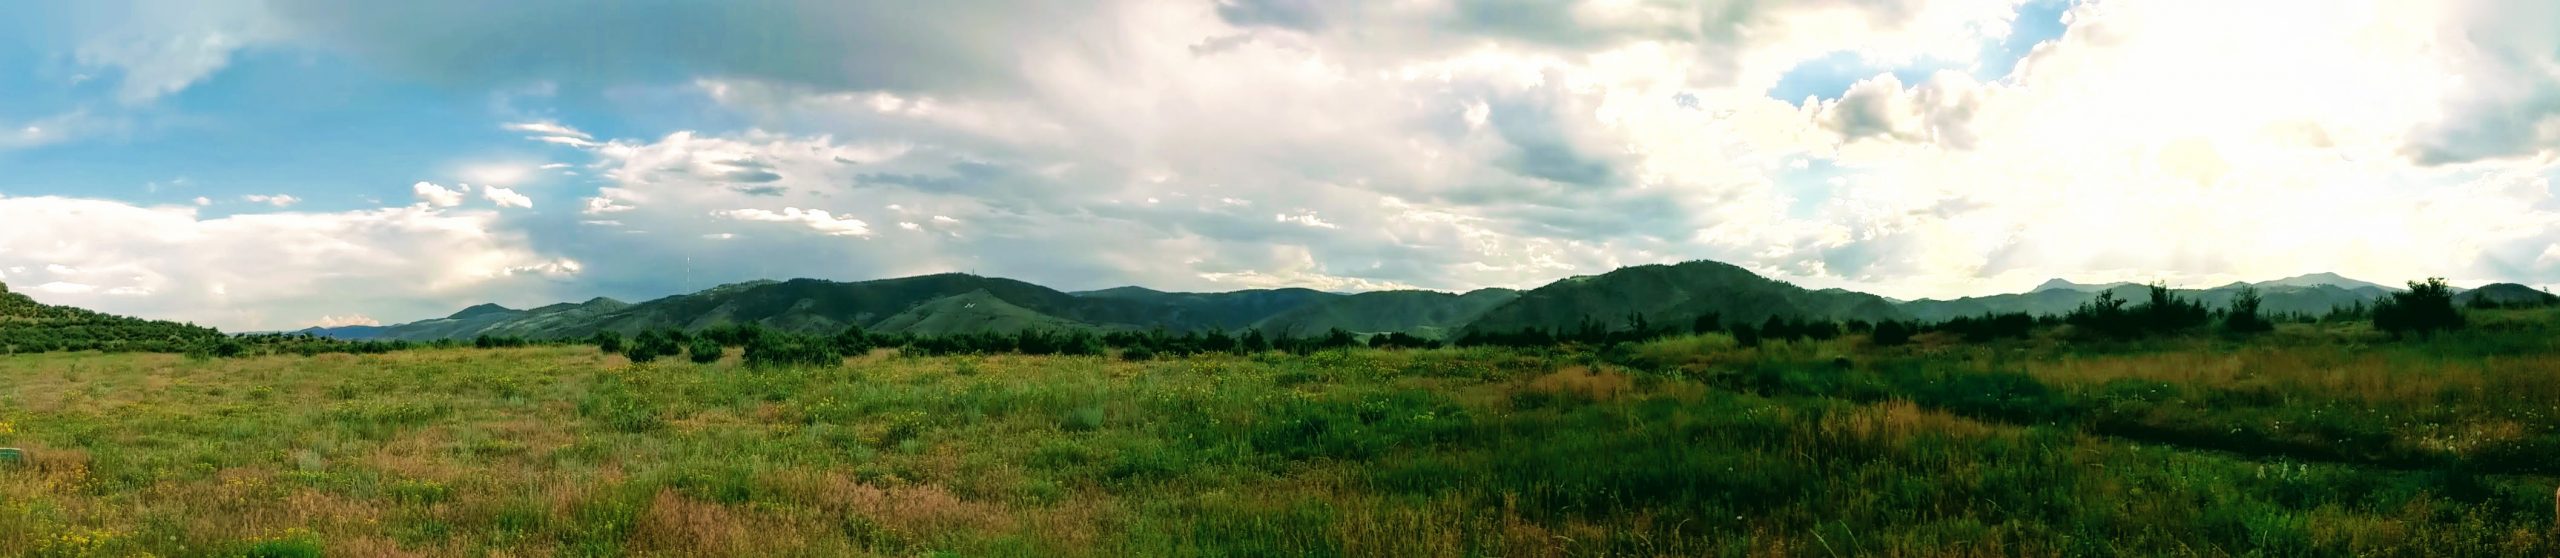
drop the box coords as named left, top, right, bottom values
left=1070, top=286, right=1343, bottom=330
left=2457, top=283, right=2558, bottom=307
left=1899, top=281, right=2389, bottom=322
left=1253, top=288, right=1519, bottom=339
left=335, top=273, right=1344, bottom=341
left=1460, top=260, right=1908, bottom=336
left=1, top=281, right=225, bottom=352
left=869, top=290, right=1094, bottom=334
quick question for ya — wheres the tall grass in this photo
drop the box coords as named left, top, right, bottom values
left=0, top=312, right=2556, bottom=555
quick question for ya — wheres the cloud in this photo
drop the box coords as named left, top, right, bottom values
left=258, top=1, right=1083, bottom=94
left=713, top=207, right=871, bottom=236
left=28, top=0, right=2560, bottom=315
left=310, top=314, right=380, bottom=327
left=1274, top=211, right=1338, bottom=229
left=1, top=111, right=127, bottom=150
left=242, top=194, right=300, bottom=207
left=480, top=185, right=532, bottom=208
left=412, top=181, right=466, bottom=207
left=0, top=195, right=575, bottom=330
left=65, top=0, right=283, bottom=104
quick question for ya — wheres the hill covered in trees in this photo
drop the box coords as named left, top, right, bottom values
left=0, top=280, right=225, bottom=353
left=1900, top=273, right=2398, bottom=322
left=1457, top=260, right=1908, bottom=337
left=1250, top=288, right=1520, bottom=339
left=289, top=261, right=2514, bottom=346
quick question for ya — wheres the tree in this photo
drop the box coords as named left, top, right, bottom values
left=1731, top=322, right=1763, bottom=348
left=592, top=331, right=626, bottom=354
left=744, top=334, right=841, bottom=369
left=688, top=337, right=724, bottom=363
left=831, top=325, right=874, bottom=356
left=2223, top=285, right=2274, bottom=334
left=1239, top=329, right=1273, bottom=354
left=2374, top=278, right=2464, bottom=339
left=1871, top=320, right=1913, bottom=346
left=2132, top=282, right=2209, bottom=334
left=1691, top=312, right=1724, bottom=335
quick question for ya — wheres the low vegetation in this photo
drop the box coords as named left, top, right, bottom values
left=3, top=300, right=2558, bottom=555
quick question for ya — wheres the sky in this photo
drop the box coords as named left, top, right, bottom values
left=2, top=0, right=2557, bottom=331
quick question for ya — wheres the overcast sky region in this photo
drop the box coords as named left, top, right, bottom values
left=2, top=0, right=2557, bottom=330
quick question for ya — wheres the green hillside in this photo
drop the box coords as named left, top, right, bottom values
left=1460, top=260, right=1908, bottom=336
left=2457, top=283, right=2558, bottom=307
left=868, top=290, right=1095, bottom=335
left=1071, top=286, right=1342, bottom=330
left=0, top=281, right=225, bottom=352
left=1252, top=288, right=1518, bottom=339
left=1901, top=282, right=2387, bottom=322
left=334, top=274, right=1337, bottom=341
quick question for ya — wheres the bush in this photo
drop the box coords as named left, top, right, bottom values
left=1871, top=320, right=1913, bottom=346
left=624, top=330, right=681, bottom=364
left=687, top=337, right=723, bottom=364
left=2223, top=285, right=2274, bottom=334
left=591, top=331, right=625, bottom=354
left=1120, top=345, right=1156, bottom=362
left=2375, top=278, right=2464, bottom=339
left=743, top=335, right=841, bottom=369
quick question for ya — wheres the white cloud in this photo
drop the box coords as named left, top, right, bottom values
left=480, top=185, right=532, bottom=208
left=412, top=181, right=466, bottom=207
left=1, top=111, right=124, bottom=150
left=69, top=0, right=282, bottom=104
left=460, top=163, right=537, bottom=186
left=1275, top=211, right=1338, bottom=229
left=310, top=314, right=379, bottom=327
left=503, top=120, right=591, bottom=140
left=242, top=194, right=299, bottom=207
left=192, top=196, right=211, bottom=206
left=582, top=193, right=636, bottom=214
left=0, top=195, right=574, bottom=330
left=58, top=0, right=2545, bottom=307
left=713, top=207, right=871, bottom=236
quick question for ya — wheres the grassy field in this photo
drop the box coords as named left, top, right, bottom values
left=4, top=312, right=2560, bottom=556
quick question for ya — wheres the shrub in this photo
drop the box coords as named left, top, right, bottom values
left=2375, top=278, right=2464, bottom=339
left=743, top=335, right=841, bottom=369
left=1120, top=345, right=1156, bottom=362
left=2223, top=285, right=2274, bottom=334
left=1871, top=320, right=1914, bottom=346
left=591, top=331, right=625, bottom=354
left=687, top=337, right=723, bottom=364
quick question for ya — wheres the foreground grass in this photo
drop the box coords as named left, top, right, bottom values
left=2, top=318, right=2558, bottom=556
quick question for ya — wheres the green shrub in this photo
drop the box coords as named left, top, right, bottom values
left=688, top=337, right=723, bottom=364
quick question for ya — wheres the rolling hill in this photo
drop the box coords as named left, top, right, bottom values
left=1068, top=286, right=1343, bottom=330
left=1250, top=288, right=1520, bottom=339
left=1459, top=260, right=1909, bottom=336
left=2457, top=283, right=2558, bottom=307
left=302, top=261, right=2494, bottom=343
left=1, top=281, right=225, bottom=352
left=1901, top=275, right=2394, bottom=322
left=868, top=290, right=1095, bottom=334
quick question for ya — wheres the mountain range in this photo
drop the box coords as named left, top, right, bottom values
left=296, top=261, right=2539, bottom=343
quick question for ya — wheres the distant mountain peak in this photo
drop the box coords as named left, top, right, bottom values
left=2260, top=272, right=2392, bottom=291
left=446, top=303, right=517, bottom=320
left=2033, top=278, right=2131, bottom=293
left=1073, top=285, right=1166, bottom=298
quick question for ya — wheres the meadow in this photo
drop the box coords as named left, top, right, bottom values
left=3, top=311, right=2559, bottom=556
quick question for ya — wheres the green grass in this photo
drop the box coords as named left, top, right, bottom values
left=3, top=312, right=2559, bottom=556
